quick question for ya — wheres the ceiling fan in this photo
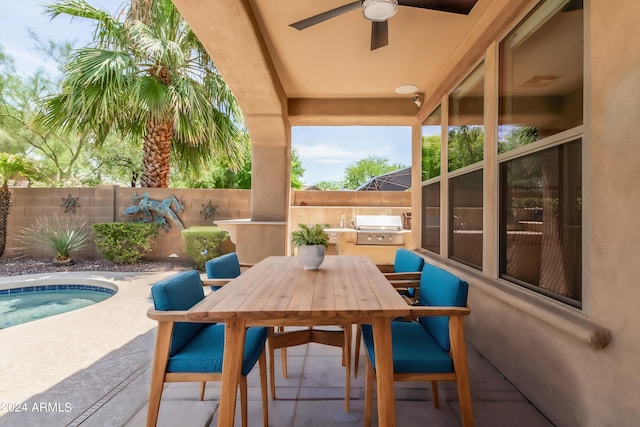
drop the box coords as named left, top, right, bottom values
left=290, top=0, right=479, bottom=51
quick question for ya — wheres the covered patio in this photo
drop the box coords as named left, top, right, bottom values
left=0, top=271, right=551, bottom=427
left=164, top=1, right=640, bottom=426
left=3, top=1, right=639, bottom=426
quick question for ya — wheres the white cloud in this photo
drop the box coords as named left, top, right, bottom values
left=296, top=143, right=369, bottom=162
left=316, top=159, right=345, bottom=164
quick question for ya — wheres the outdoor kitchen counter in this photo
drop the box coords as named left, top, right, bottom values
left=324, top=227, right=411, bottom=264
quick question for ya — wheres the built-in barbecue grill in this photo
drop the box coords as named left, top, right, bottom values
left=355, top=215, right=404, bottom=246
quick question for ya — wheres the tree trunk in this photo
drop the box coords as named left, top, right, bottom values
left=0, top=185, right=12, bottom=258
left=141, top=118, right=173, bottom=188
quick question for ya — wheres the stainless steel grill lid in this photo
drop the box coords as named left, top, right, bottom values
left=355, top=215, right=404, bottom=245
left=355, top=215, right=403, bottom=230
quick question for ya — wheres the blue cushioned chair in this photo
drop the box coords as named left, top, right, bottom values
left=204, top=253, right=295, bottom=403
left=360, top=263, right=474, bottom=427
left=354, top=249, right=425, bottom=377
left=146, top=270, right=269, bottom=427
left=204, top=252, right=249, bottom=291
left=385, top=248, right=426, bottom=300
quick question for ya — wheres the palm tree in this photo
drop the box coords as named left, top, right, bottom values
left=0, top=153, right=40, bottom=257
left=38, top=0, right=246, bottom=188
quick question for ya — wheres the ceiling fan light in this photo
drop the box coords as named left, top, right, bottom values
left=362, top=0, right=398, bottom=22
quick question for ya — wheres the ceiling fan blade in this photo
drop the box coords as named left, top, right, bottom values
left=371, top=20, right=389, bottom=51
left=290, top=1, right=361, bottom=31
left=398, top=0, right=479, bottom=15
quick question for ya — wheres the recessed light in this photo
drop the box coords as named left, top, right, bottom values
left=394, top=84, right=418, bottom=94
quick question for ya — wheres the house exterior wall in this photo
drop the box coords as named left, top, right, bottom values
left=418, top=1, right=640, bottom=426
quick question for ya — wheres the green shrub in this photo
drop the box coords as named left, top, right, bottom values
left=92, top=222, right=160, bottom=264
left=21, top=214, right=90, bottom=265
left=181, top=226, right=230, bottom=270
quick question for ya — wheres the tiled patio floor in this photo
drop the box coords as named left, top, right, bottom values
left=0, top=272, right=554, bottom=427
left=126, top=336, right=554, bottom=427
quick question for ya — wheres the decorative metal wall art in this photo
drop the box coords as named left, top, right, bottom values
left=61, top=193, right=80, bottom=213
left=124, top=192, right=185, bottom=232
left=200, top=200, right=219, bottom=222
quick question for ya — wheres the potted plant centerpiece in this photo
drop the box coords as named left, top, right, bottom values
left=291, top=223, right=330, bottom=270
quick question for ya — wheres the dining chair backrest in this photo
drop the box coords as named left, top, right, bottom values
left=393, top=248, right=425, bottom=272
left=151, top=270, right=206, bottom=356
left=418, top=263, right=468, bottom=352
left=205, top=252, right=242, bottom=291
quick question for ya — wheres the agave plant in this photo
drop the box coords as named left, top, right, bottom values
left=22, top=214, right=90, bottom=265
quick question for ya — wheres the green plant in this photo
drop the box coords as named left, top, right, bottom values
left=181, top=226, right=231, bottom=270
left=92, top=222, right=160, bottom=264
left=290, top=223, right=330, bottom=248
left=0, top=152, right=41, bottom=257
left=21, top=214, right=89, bottom=265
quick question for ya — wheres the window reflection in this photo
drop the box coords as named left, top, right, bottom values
left=422, top=182, right=440, bottom=254
left=499, top=0, right=584, bottom=153
left=422, top=106, right=441, bottom=181
left=499, top=140, right=582, bottom=306
left=449, top=169, right=483, bottom=269
left=448, top=63, right=484, bottom=171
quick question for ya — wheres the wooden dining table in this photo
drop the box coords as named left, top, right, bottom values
left=186, top=254, right=411, bottom=427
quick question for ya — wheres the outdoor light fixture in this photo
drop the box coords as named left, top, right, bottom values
left=362, top=0, right=398, bottom=21
left=394, top=84, right=418, bottom=94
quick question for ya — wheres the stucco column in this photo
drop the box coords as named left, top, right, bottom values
left=170, top=0, right=290, bottom=262
left=250, top=129, right=291, bottom=221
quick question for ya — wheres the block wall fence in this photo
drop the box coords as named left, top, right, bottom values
left=4, top=187, right=410, bottom=262
left=5, top=186, right=251, bottom=261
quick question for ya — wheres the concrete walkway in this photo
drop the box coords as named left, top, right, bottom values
left=0, top=271, right=554, bottom=427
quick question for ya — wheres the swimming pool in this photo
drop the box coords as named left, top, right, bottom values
left=0, top=284, right=116, bottom=329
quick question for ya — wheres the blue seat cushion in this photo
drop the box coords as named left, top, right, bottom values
left=361, top=322, right=453, bottom=374
left=418, top=263, right=468, bottom=352
left=167, top=324, right=269, bottom=377
left=394, top=249, right=425, bottom=273
left=151, top=270, right=207, bottom=356
left=205, top=253, right=242, bottom=291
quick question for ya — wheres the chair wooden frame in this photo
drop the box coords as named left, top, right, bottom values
left=363, top=305, right=473, bottom=427
left=354, top=271, right=422, bottom=378
left=146, top=309, right=269, bottom=427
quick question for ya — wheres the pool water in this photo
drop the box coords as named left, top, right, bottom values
left=0, top=286, right=114, bottom=329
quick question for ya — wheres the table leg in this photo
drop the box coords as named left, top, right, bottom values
left=371, top=317, right=395, bottom=427
left=218, top=318, right=247, bottom=427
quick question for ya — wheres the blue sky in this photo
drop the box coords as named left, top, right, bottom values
left=293, top=126, right=411, bottom=185
left=1, top=1, right=412, bottom=185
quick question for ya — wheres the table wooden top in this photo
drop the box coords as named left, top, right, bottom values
left=186, top=255, right=411, bottom=326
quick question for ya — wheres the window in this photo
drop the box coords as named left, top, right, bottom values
left=449, top=169, right=483, bottom=269
left=421, top=105, right=442, bottom=253
left=499, top=140, right=582, bottom=306
left=447, top=63, right=485, bottom=269
left=498, top=0, right=584, bottom=153
left=422, top=182, right=440, bottom=253
left=498, top=0, right=583, bottom=306
left=422, top=106, right=441, bottom=181
left=448, top=63, right=484, bottom=172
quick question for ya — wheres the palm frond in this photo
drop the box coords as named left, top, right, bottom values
left=44, top=0, right=127, bottom=50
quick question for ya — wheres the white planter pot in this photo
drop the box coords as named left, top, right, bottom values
left=297, top=245, right=326, bottom=270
